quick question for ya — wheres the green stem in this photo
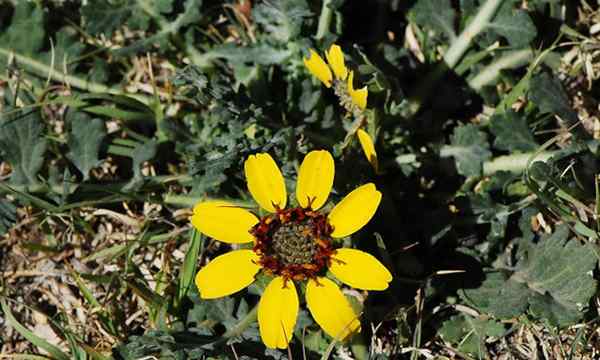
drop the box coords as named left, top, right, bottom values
left=0, top=47, right=151, bottom=105
left=316, top=0, right=334, bottom=40
left=405, top=0, right=503, bottom=117
left=468, top=49, right=534, bottom=91
left=482, top=151, right=554, bottom=175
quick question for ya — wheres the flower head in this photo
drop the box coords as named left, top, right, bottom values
left=192, top=150, right=391, bottom=349
left=304, top=44, right=367, bottom=112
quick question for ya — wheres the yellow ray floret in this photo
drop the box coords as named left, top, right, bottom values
left=195, top=250, right=261, bottom=299
left=306, top=277, right=361, bottom=340
left=296, top=150, right=334, bottom=210
left=328, top=183, right=382, bottom=238
left=325, top=44, right=348, bottom=80
left=258, top=277, right=299, bottom=349
left=191, top=201, right=258, bottom=244
left=244, top=153, right=287, bottom=213
left=347, top=71, right=368, bottom=110
left=356, top=129, right=379, bottom=173
left=330, top=248, right=392, bottom=290
left=303, top=49, right=332, bottom=88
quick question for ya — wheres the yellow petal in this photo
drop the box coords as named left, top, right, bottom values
left=330, top=249, right=392, bottom=290
left=356, top=129, right=379, bottom=173
left=195, top=250, right=261, bottom=299
left=244, top=153, right=287, bottom=213
left=328, top=183, right=381, bottom=238
left=306, top=277, right=361, bottom=341
left=296, top=150, right=334, bottom=210
left=258, top=277, right=299, bottom=349
left=191, top=201, right=258, bottom=243
left=303, top=49, right=332, bottom=88
left=347, top=71, right=368, bottom=110
left=325, top=44, right=348, bottom=80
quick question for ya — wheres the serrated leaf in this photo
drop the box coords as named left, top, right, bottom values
left=529, top=72, right=579, bottom=128
left=462, top=225, right=597, bottom=326
left=487, top=7, right=537, bottom=47
left=410, top=0, right=456, bottom=39
left=446, top=124, right=492, bottom=177
left=0, top=2, right=45, bottom=56
left=66, top=111, right=106, bottom=180
left=439, top=314, right=505, bottom=357
left=490, top=110, right=537, bottom=152
left=0, top=108, right=47, bottom=186
left=253, top=0, right=312, bottom=42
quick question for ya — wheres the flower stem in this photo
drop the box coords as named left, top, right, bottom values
left=316, top=0, right=334, bottom=40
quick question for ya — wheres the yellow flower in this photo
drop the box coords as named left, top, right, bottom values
left=303, top=44, right=368, bottom=111
left=191, top=150, right=391, bottom=349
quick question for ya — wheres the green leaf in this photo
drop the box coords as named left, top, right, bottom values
left=489, top=110, right=537, bottom=152
left=0, top=199, right=17, bottom=235
left=529, top=72, right=579, bottom=128
left=462, top=225, right=597, bottom=326
left=410, top=0, right=456, bottom=39
left=253, top=0, right=312, bottom=42
left=66, top=111, right=107, bottom=180
left=0, top=2, right=45, bottom=56
left=439, top=314, right=505, bottom=357
left=81, top=0, right=175, bottom=36
left=0, top=108, right=48, bottom=185
left=487, top=6, right=537, bottom=47
left=446, top=124, right=492, bottom=177
left=176, top=230, right=204, bottom=308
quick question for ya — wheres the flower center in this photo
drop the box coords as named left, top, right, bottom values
left=251, top=207, right=335, bottom=281
left=271, top=220, right=318, bottom=266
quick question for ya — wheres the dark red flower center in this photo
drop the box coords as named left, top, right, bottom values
left=251, top=207, right=335, bottom=281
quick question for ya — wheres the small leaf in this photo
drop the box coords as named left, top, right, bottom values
left=489, top=110, right=538, bottom=152
left=66, top=111, right=106, bottom=180
left=410, top=0, right=456, bottom=39
left=0, top=108, right=48, bottom=185
left=446, top=124, right=492, bottom=177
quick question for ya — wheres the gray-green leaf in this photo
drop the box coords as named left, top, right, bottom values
left=490, top=110, right=538, bottom=152
left=410, top=0, right=456, bottom=39
left=0, top=108, right=47, bottom=186
left=462, top=225, right=597, bottom=327
left=66, top=111, right=106, bottom=180
left=445, top=124, right=492, bottom=177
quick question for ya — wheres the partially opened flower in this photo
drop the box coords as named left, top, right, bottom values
left=192, top=150, right=392, bottom=349
left=304, top=44, right=368, bottom=113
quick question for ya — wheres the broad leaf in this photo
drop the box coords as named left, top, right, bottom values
left=489, top=110, right=537, bottom=152
left=66, top=111, right=107, bottom=180
left=461, top=225, right=597, bottom=326
left=529, top=72, right=580, bottom=131
left=0, top=199, right=17, bottom=235
left=0, top=2, right=45, bottom=56
left=410, top=0, right=456, bottom=39
left=0, top=108, right=47, bottom=185
left=487, top=6, right=537, bottom=47
left=446, top=124, right=492, bottom=177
